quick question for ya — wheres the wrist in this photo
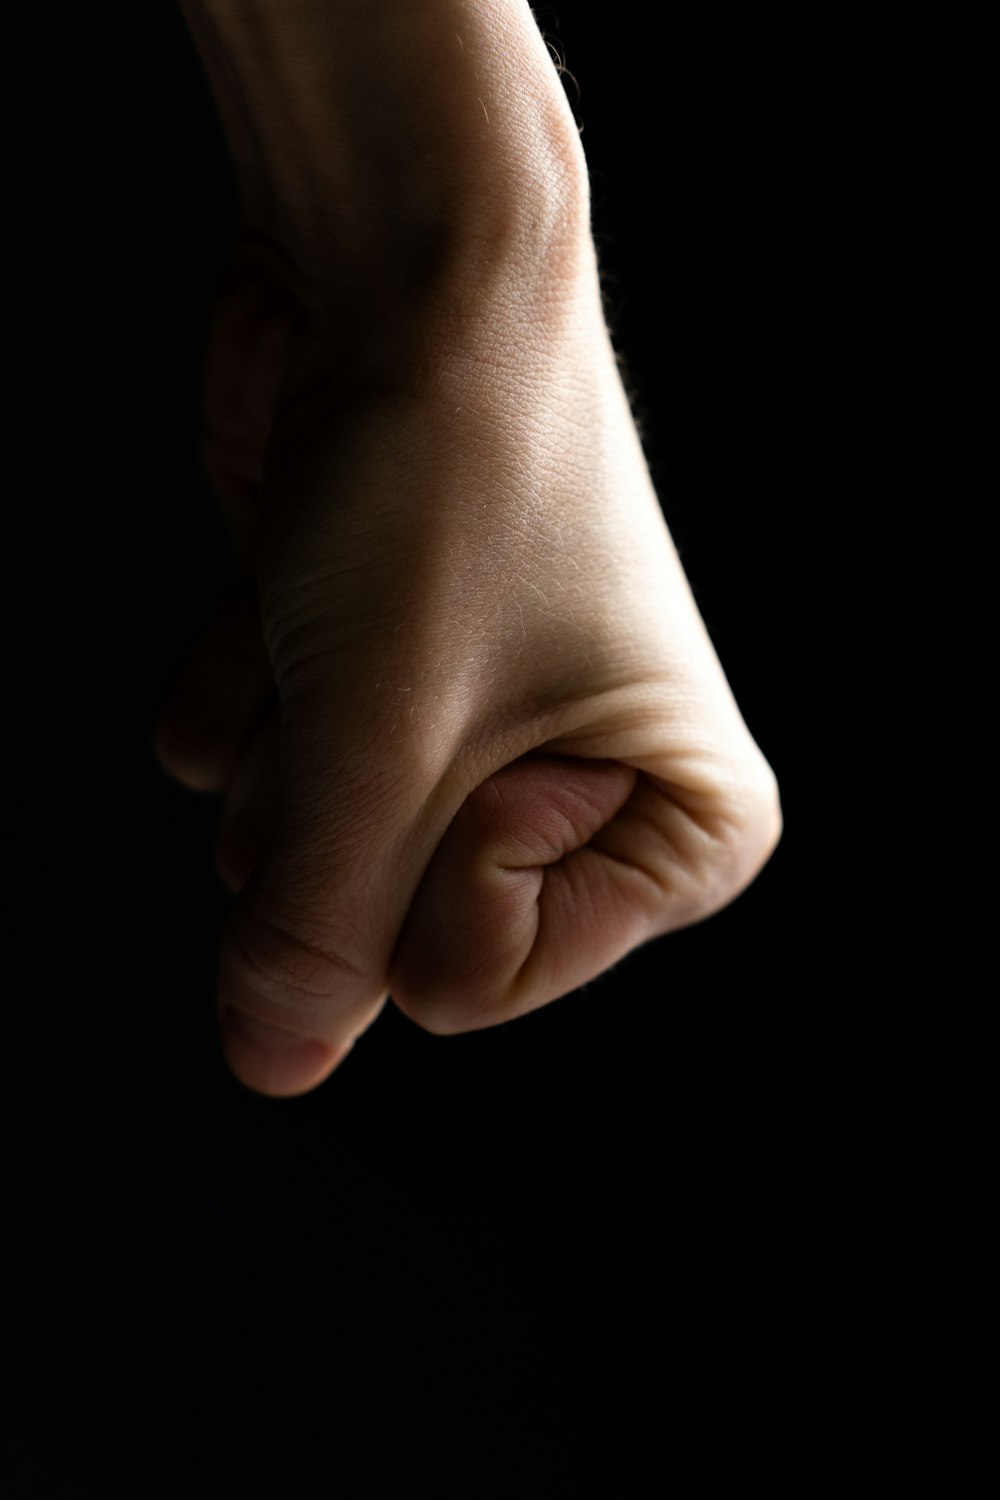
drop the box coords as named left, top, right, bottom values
left=178, top=0, right=591, bottom=297
left=179, top=1, right=602, bottom=447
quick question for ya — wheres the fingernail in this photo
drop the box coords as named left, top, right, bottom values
left=219, top=1008, right=340, bottom=1097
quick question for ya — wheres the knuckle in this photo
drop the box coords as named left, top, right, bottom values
left=392, top=983, right=504, bottom=1038
left=694, top=757, right=783, bottom=917
left=221, top=899, right=366, bottom=1025
left=391, top=995, right=466, bottom=1038
left=389, top=932, right=501, bottom=1038
left=390, top=874, right=532, bottom=1036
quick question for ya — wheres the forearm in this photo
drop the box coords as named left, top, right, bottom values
left=176, top=1, right=590, bottom=300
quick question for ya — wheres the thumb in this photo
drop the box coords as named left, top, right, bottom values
left=214, top=688, right=463, bottom=1098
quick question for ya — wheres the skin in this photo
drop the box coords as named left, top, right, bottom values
left=154, top=0, right=782, bottom=1098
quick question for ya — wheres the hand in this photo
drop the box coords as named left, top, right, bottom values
left=155, top=0, right=781, bottom=1098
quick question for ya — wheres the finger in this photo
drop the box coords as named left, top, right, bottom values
left=388, top=750, right=781, bottom=1037
left=213, top=692, right=444, bottom=1099
left=386, top=753, right=645, bottom=1034
left=152, top=582, right=275, bottom=793
left=214, top=699, right=282, bottom=895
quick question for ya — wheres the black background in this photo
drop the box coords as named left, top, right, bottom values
left=3, top=6, right=942, bottom=1497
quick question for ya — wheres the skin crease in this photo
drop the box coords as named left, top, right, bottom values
left=155, top=0, right=782, bottom=1098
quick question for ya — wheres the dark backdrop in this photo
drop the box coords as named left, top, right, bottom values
left=3, top=7, right=935, bottom=1497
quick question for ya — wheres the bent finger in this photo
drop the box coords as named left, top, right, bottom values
left=386, top=753, right=647, bottom=1033
left=152, top=581, right=275, bottom=793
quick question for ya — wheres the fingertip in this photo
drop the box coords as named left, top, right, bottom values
left=219, top=1008, right=352, bottom=1097
left=151, top=721, right=230, bottom=793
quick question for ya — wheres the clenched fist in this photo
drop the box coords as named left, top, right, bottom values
left=154, top=0, right=781, bottom=1097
